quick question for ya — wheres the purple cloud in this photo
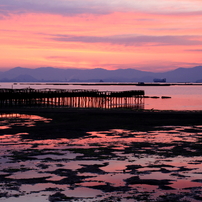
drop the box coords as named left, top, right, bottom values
left=1, top=0, right=202, bottom=17
left=0, top=0, right=111, bottom=16
left=50, top=34, right=202, bottom=46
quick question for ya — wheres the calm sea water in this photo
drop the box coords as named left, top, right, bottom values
left=1, top=82, right=202, bottom=110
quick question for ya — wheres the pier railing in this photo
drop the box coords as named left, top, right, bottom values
left=0, top=88, right=144, bottom=109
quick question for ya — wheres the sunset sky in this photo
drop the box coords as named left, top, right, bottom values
left=0, top=0, right=202, bottom=72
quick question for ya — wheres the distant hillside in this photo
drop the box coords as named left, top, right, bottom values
left=0, top=74, right=38, bottom=82
left=0, top=66, right=202, bottom=82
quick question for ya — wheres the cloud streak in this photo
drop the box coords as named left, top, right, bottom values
left=51, top=34, right=202, bottom=46
left=186, top=49, right=202, bottom=52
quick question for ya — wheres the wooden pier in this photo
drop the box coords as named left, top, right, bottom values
left=0, top=88, right=144, bottom=109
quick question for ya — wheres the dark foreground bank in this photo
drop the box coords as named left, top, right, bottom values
left=1, top=108, right=202, bottom=139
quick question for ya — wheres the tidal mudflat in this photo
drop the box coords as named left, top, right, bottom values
left=0, top=109, right=202, bottom=201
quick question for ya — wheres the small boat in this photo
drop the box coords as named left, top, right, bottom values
left=153, top=78, right=166, bottom=82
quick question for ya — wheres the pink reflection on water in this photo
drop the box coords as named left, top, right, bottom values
left=145, top=95, right=202, bottom=110
left=6, top=170, right=52, bottom=180
left=79, top=127, right=200, bottom=146
left=0, top=113, right=51, bottom=121
left=92, top=173, right=132, bottom=187
left=63, top=187, right=103, bottom=197
left=21, top=183, right=67, bottom=193
left=79, top=181, right=105, bottom=187
left=0, top=113, right=52, bottom=129
left=171, top=180, right=202, bottom=189
left=0, top=126, right=10, bottom=129
left=101, top=160, right=132, bottom=173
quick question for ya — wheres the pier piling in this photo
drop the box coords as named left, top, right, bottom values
left=0, top=89, right=144, bottom=109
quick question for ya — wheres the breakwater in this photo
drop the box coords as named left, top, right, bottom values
left=0, top=88, right=144, bottom=109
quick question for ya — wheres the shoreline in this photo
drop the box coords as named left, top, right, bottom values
left=2, top=107, right=202, bottom=116
left=1, top=108, right=202, bottom=140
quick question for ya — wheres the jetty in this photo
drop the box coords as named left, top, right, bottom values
left=0, top=88, right=144, bottom=109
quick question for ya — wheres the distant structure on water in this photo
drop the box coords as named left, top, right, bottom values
left=0, top=88, right=144, bottom=110
left=153, top=78, right=166, bottom=82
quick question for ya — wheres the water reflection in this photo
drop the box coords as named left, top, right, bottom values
left=0, top=115, right=202, bottom=201
left=0, top=113, right=51, bottom=129
left=145, top=95, right=202, bottom=110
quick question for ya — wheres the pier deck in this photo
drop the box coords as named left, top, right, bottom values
left=0, top=88, right=144, bottom=109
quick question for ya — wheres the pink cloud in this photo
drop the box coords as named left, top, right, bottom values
left=0, top=1, right=202, bottom=72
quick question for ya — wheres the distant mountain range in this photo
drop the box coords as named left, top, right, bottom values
left=0, top=66, right=202, bottom=82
